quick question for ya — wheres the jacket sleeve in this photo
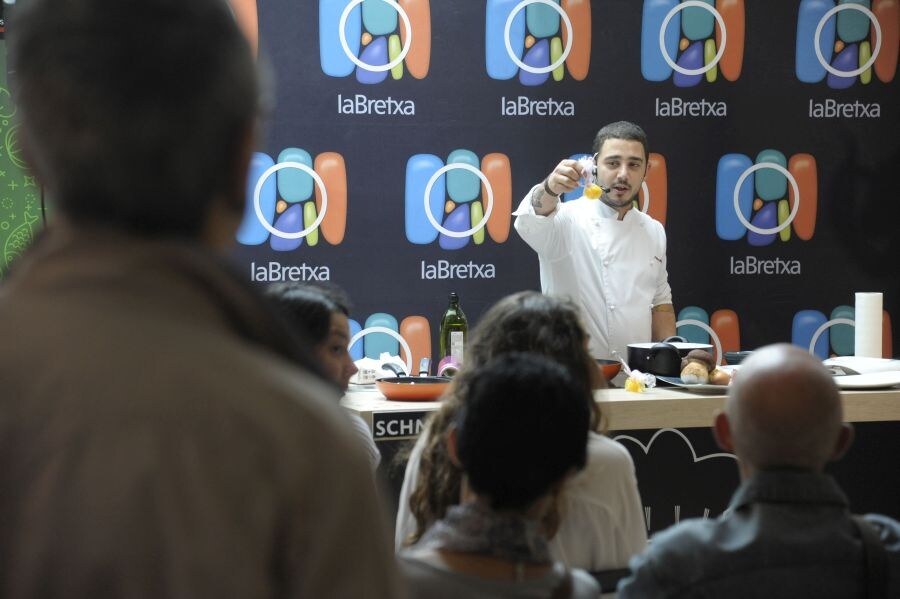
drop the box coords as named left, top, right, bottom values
left=616, top=548, right=669, bottom=599
left=512, top=185, right=569, bottom=261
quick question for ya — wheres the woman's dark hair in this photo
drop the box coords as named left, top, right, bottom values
left=403, top=291, right=603, bottom=545
left=454, top=353, right=589, bottom=511
left=265, top=283, right=351, bottom=345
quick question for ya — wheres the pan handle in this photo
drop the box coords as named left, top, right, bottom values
left=381, top=362, right=406, bottom=377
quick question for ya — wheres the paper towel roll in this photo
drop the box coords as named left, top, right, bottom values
left=854, top=292, right=883, bottom=358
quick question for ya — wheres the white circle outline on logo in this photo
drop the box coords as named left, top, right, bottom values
left=348, top=326, right=413, bottom=375
left=675, top=319, right=723, bottom=366
left=808, top=318, right=854, bottom=355
left=658, top=0, right=727, bottom=77
left=338, top=0, right=413, bottom=73
left=503, top=0, right=574, bottom=75
left=732, top=162, right=800, bottom=236
left=253, top=161, right=328, bottom=240
left=423, top=163, right=495, bottom=239
left=639, top=181, right=650, bottom=213
left=813, top=3, right=882, bottom=78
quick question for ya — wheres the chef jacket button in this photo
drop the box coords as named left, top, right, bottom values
left=610, top=305, right=616, bottom=311
left=603, top=260, right=609, bottom=266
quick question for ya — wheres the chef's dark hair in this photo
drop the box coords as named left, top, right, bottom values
left=8, top=0, right=262, bottom=237
left=454, top=353, right=589, bottom=511
left=265, top=283, right=351, bottom=345
left=593, top=121, right=649, bottom=161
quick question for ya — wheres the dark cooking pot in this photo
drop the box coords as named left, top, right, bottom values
left=627, top=336, right=714, bottom=376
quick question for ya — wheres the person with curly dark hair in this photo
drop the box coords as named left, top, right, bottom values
left=400, top=352, right=600, bottom=597
left=396, top=291, right=647, bottom=572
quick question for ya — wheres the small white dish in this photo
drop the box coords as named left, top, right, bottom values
left=833, top=371, right=900, bottom=390
left=656, top=376, right=730, bottom=395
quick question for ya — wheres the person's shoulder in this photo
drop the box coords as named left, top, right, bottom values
left=588, top=431, right=633, bottom=456
left=585, top=432, right=636, bottom=470
left=643, top=516, right=720, bottom=561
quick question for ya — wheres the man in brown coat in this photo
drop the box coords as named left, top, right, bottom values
left=0, top=0, right=402, bottom=597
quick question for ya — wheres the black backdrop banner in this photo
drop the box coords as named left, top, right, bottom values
left=229, top=0, right=899, bottom=366
left=3, top=1, right=897, bottom=366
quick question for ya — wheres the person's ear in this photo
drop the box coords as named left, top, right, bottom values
left=713, top=410, right=734, bottom=452
left=830, top=423, right=854, bottom=461
left=446, top=424, right=462, bottom=468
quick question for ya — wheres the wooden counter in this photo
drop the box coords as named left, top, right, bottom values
left=348, top=385, right=900, bottom=534
left=342, top=386, right=900, bottom=441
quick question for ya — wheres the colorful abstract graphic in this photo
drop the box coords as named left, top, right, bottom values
left=486, top=0, right=591, bottom=85
left=236, top=149, right=347, bottom=250
left=348, top=312, right=432, bottom=369
left=405, top=150, right=512, bottom=249
left=641, top=0, right=745, bottom=86
left=792, top=307, right=893, bottom=358
left=796, top=0, right=898, bottom=88
left=320, top=0, right=431, bottom=83
left=715, top=151, right=817, bottom=246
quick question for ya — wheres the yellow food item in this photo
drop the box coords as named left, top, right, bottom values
left=585, top=184, right=603, bottom=199
left=625, top=376, right=644, bottom=393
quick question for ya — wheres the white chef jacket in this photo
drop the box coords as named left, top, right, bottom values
left=513, top=188, right=673, bottom=360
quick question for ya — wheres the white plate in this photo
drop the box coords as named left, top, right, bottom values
left=833, top=371, right=900, bottom=390
left=656, top=376, right=730, bottom=395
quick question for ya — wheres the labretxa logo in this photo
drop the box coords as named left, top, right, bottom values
left=641, top=0, right=745, bottom=86
left=320, top=0, right=431, bottom=83
left=795, top=0, right=898, bottom=88
left=715, top=150, right=818, bottom=246
left=405, top=150, right=512, bottom=250
left=486, top=0, right=591, bottom=85
left=236, top=149, right=347, bottom=251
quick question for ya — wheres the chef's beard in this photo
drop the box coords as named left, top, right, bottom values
left=600, top=187, right=640, bottom=211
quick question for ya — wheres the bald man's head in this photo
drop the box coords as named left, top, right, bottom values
left=720, top=344, right=850, bottom=472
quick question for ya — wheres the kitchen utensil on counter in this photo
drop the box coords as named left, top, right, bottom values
left=381, top=362, right=406, bottom=377
left=627, top=336, right=714, bottom=376
left=375, top=376, right=452, bottom=401
left=655, top=376, right=731, bottom=394
left=418, top=357, right=431, bottom=376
